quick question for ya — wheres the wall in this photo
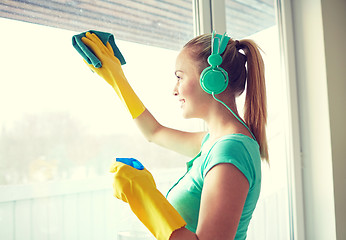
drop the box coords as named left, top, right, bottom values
left=321, top=0, right=346, bottom=238
left=290, top=0, right=346, bottom=239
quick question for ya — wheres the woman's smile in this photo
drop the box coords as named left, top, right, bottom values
left=179, top=99, right=185, bottom=108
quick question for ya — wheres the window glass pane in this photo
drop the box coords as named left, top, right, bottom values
left=225, top=0, right=291, bottom=239
left=0, top=0, right=196, bottom=186
left=226, top=0, right=276, bottom=39
left=0, top=0, right=194, bottom=50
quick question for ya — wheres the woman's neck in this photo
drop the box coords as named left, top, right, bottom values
left=203, top=95, right=250, bottom=141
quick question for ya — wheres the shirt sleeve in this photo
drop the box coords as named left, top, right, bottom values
left=202, top=138, right=255, bottom=188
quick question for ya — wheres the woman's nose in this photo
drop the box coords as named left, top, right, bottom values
left=173, top=85, right=179, bottom=96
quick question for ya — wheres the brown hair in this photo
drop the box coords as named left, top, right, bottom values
left=184, top=34, right=269, bottom=162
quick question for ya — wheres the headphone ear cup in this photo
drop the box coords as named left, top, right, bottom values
left=200, top=66, right=229, bottom=94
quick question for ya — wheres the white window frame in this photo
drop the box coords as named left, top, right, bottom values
left=276, top=0, right=305, bottom=239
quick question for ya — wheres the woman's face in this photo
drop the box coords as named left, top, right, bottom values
left=174, top=48, right=211, bottom=119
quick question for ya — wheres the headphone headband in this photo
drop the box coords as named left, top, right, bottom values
left=211, top=32, right=230, bottom=56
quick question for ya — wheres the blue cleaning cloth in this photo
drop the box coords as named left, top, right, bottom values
left=116, top=158, right=144, bottom=170
left=72, top=30, right=126, bottom=68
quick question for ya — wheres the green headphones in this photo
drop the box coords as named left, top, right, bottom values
left=200, top=31, right=230, bottom=94
left=200, top=32, right=257, bottom=141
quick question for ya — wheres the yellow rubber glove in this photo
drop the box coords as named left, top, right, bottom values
left=110, top=161, right=186, bottom=240
left=81, top=32, right=145, bottom=119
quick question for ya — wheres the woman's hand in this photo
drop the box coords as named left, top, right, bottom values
left=81, top=32, right=126, bottom=87
left=110, top=160, right=186, bottom=240
left=110, top=160, right=157, bottom=203
left=80, top=32, right=145, bottom=119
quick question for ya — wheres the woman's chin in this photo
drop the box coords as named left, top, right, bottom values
left=181, top=111, right=189, bottom=119
left=181, top=110, right=194, bottom=119
left=180, top=105, right=200, bottom=119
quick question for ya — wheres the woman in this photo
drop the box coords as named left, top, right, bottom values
left=79, top=31, right=268, bottom=240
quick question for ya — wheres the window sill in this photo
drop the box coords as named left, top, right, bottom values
left=0, top=168, right=185, bottom=203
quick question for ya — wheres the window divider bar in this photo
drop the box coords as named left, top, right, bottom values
left=211, top=0, right=226, bottom=33
left=193, top=0, right=212, bottom=35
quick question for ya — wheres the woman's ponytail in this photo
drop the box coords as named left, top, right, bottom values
left=239, top=40, right=269, bottom=162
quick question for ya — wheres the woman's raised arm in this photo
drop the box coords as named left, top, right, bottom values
left=135, top=109, right=206, bottom=158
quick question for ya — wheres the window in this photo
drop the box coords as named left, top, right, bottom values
left=0, top=1, right=301, bottom=239
left=0, top=0, right=196, bottom=186
left=1, top=1, right=196, bottom=239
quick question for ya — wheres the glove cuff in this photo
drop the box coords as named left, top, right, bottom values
left=127, top=186, right=186, bottom=240
left=112, top=79, right=146, bottom=119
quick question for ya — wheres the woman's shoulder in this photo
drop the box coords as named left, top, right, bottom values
left=203, top=133, right=259, bottom=155
left=201, top=133, right=261, bottom=186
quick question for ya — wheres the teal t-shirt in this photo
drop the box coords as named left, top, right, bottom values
left=166, top=133, right=261, bottom=240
